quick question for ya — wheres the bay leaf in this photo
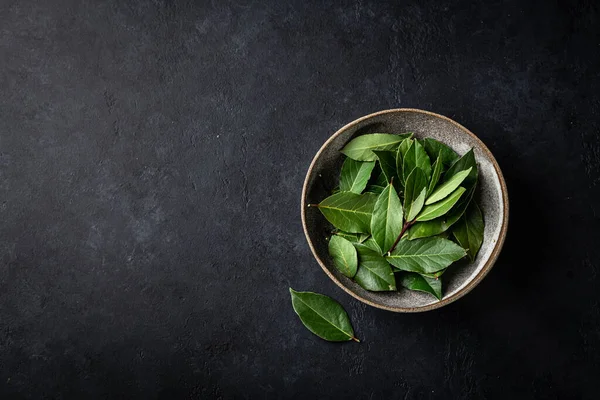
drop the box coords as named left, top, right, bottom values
left=449, top=176, right=477, bottom=213
left=341, top=133, right=411, bottom=161
left=395, top=146, right=403, bottom=186
left=395, top=138, right=413, bottom=186
left=425, top=167, right=472, bottom=205
left=314, top=192, right=377, bottom=233
left=408, top=190, right=426, bottom=223
left=403, top=168, right=427, bottom=222
left=407, top=162, right=478, bottom=240
left=339, top=158, right=376, bottom=194
left=361, top=237, right=382, bottom=254
left=406, top=216, right=449, bottom=240
left=370, top=182, right=403, bottom=253
left=403, top=139, right=431, bottom=182
left=328, top=235, right=358, bottom=278
left=399, top=272, right=442, bottom=300
left=445, top=149, right=478, bottom=189
left=373, top=150, right=398, bottom=187
left=289, top=288, right=358, bottom=342
left=333, top=231, right=370, bottom=244
left=452, top=202, right=484, bottom=261
left=426, top=154, right=443, bottom=198
left=398, top=137, right=414, bottom=159
left=416, top=186, right=466, bottom=222
left=333, top=231, right=362, bottom=243
left=422, top=138, right=459, bottom=167
left=386, top=237, right=466, bottom=273
left=354, top=245, right=397, bottom=291
left=406, top=185, right=475, bottom=239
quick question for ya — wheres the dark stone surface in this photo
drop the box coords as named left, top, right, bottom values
left=1, top=0, right=599, bottom=398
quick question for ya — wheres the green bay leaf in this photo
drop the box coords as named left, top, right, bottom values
left=360, top=237, right=382, bottom=254
left=452, top=202, right=484, bottom=261
left=370, top=183, right=403, bottom=254
left=399, top=272, right=442, bottom=300
left=328, top=236, right=358, bottom=278
left=403, top=139, right=431, bottom=182
left=407, top=218, right=450, bottom=240
left=386, top=237, right=466, bottom=274
left=341, top=133, right=411, bottom=161
left=426, top=154, right=443, bottom=198
left=354, top=245, right=396, bottom=291
left=445, top=149, right=478, bottom=189
left=407, top=166, right=478, bottom=240
left=333, top=231, right=361, bottom=243
left=373, top=150, right=398, bottom=187
left=422, top=138, right=459, bottom=167
left=408, top=190, right=426, bottom=222
left=416, top=186, right=466, bottom=222
left=403, top=168, right=427, bottom=222
left=289, top=288, right=358, bottom=342
left=395, top=138, right=411, bottom=183
left=315, top=192, right=377, bottom=233
left=333, top=231, right=369, bottom=244
left=339, top=158, right=376, bottom=194
left=398, top=137, right=414, bottom=159
left=425, top=167, right=472, bottom=205
left=407, top=155, right=478, bottom=240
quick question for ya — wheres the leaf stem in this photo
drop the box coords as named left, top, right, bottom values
left=388, top=219, right=415, bottom=254
left=351, top=336, right=360, bottom=343
left=307, top=203, right=320, bottom=208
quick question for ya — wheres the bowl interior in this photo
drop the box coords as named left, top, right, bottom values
left=302, top=109, right=507, bottom=312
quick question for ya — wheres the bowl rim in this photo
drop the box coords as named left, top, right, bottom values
left=301, top=108, right=509, bottom=312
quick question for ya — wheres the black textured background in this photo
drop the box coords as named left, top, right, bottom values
left=1, top=0, right=599, bottom=398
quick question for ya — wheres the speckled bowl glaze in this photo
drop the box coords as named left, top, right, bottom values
left=301, top=109, right=509, bottom=312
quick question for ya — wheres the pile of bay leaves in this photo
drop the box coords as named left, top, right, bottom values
left=310, top=133, right=484, bottom=300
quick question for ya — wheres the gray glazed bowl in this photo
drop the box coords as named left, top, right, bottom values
left=301, top=109, right=509, bottom=312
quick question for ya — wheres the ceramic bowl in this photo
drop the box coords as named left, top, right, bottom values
left=301, top=109, right=509, bottom=312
